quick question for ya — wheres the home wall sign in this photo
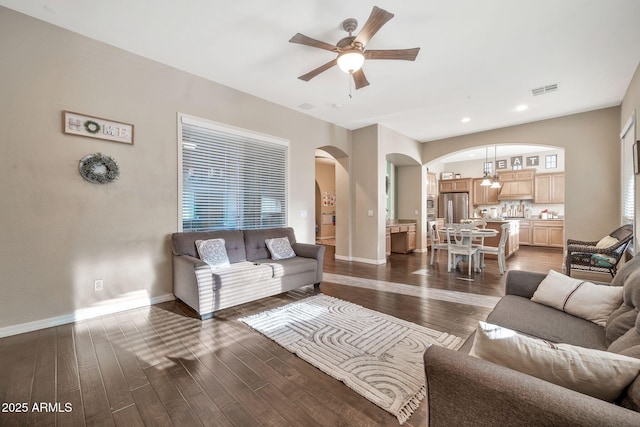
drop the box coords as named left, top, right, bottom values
left=496, top=159, right=507, bottom=169
left=63, top=111, right=134, bottom=144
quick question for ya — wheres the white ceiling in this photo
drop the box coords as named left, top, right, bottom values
left=3, top=0, right=640, bottom=142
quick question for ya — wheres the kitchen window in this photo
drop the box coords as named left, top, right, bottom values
left=178, top=114, right=289, bottom=232
left=545, top=155, right=557, bottom=169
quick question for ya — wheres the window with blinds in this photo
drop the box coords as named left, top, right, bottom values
left=179, top=115, right=288, bottom=232
left=621, top=114, right=635, bottom=225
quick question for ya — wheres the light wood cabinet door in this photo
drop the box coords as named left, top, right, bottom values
left=535, top=173, right=564, bottom=203
left=486, top=186, right=500, bottom=204
left=550, top=174, right=565, bottom=203
left=549, top=227, right=564, bottom=247
left=532, top=227, right=549, bottom=246
left=519, top=221, right=532, bottom=245
left=532, top=220, right=564, bottom=247
left=426, top=172, right=438, bottom=196
left=439, top=178, right=472, bottom=193
left=473, top=179, right=486, bottom=205
left=535, top=175, right=552, bottom=203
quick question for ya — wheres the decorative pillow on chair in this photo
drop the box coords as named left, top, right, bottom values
left=195, top=238, right=231, bottom=270
left=265, top=237, right=296, bottom=260
left=596, top=235, right=619, bottom=249
left=531, top=269, right=623, bottom=326
left=470, top=321, right=640, bottom=402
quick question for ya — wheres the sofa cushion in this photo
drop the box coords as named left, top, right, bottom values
left=487, top=295, right=608, bottom=350
left=196, top=238, right=230, bottom=270
left=172, top=230, right=246, bottom=263
left=211, top=261, right=274, bottom=288
left=255, top=257, right=318, bottom=278
left=265, top=237, right=296, bottom=260
left=470, top=321, right=640, bottom=402
left=531, top=270, right=623, bottom=326
left=244, top=227, right=297, bottom=261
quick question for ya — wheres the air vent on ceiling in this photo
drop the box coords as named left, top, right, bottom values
left=531, top=83, right=558, bottom=96
left=298, top=103, right=315, bottom=110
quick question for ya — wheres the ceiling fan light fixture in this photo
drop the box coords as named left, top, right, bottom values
left=337, top=49, right=365, bottom=74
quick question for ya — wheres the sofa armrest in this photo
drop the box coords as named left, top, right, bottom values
left=172, top=254, right=214, bottom=318
left=293, top=242, right=324, bottom=260
left=504, top=270, right=547, bottom=298
left=293, top=243, right=325, bottom=284
left=424, top=345, right=640, bottom=427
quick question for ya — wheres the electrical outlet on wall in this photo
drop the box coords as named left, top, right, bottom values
left=94, top=279, right=104, bottom=291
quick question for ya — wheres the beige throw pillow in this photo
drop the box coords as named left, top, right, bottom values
left=470, top=321, right=640, bottom=401
left=531, top=270, right=623, bottom=326
left=596, top=235, right=618, bottom=248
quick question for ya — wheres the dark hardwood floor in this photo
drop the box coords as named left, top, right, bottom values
left=1, top=245, right=604, bottom=426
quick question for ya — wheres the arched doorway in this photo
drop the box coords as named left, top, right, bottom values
left=315, top=146, right=350, bottom=260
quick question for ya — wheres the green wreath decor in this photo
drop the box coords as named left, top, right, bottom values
left=84, top=120, right=101, bottom=134
left=78, top=153, right=120, bottom=184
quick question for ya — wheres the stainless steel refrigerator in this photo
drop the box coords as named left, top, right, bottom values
left=438, top=193, right=469, bottom=224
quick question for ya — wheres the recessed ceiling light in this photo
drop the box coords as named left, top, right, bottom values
left=461, top=117, right=471, bottom=123
left=515, top=104, right=529, bottom=112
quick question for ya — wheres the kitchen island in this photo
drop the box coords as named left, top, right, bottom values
left=482, top=219, right=520, bottom=258
left=386, top=220, right=417, bottom=255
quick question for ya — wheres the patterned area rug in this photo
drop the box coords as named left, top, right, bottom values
left=239, top=294, right=464, bottom=424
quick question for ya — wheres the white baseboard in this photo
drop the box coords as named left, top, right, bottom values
left=0, top=293, right=175, bottom=338
left=334, top=254, right=387, bottom=265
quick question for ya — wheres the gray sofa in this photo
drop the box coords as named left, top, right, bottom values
left=171, top=227, right=325, bottom=319
left=424, top=256, right=640, bottom=426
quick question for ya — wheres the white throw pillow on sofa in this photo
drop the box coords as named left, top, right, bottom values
left=470, top=321, right=640, bottom=402
left=265, top=237, right=296, bottom=260
left=196, top=238, right=231, bottom=270
left=531, top=269, right=623, bottom=326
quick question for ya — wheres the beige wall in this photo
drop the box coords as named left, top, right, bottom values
left=0, top=8, right=349, bottom=331
left=423, top=107, right=622, bottom=242
left=352, top=125, right=383, bottom=263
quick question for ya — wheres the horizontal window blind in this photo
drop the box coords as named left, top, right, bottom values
left=621, top=116, right=635, bottom=225
left=180, top=116, right=288, bottom=232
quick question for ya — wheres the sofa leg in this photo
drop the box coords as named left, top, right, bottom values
left=200, top=312, right=214, bottom=320
left=313, top=283, right=321, bottom=294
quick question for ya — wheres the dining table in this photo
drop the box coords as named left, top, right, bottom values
left=439, top=226, right=498, bottom=272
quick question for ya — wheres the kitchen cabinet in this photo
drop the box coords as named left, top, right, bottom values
left=388, top=222, right=416, bottom=254
left=535, top=173, right=565, bottom=204
left=439, top=178, right=472, bottom=193
left=519, top=220, right=532, bottom=245
left=532, top=220, right=564, bottom=248
left=499, top=170, right=535, bottom=181
left=497, top=169, right=535, bottom=200
left=426, top=172, right=438, bottom=196
left=472, top=178, right=500, bottom=205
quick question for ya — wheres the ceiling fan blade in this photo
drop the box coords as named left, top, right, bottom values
left=364, top=48, right=420, bottom=61
left=354, top=6, right=394, bottom=46
left=298, top=59, right=337, bottom=81
left=289, top=33, right=338, bottom=52
left=352, top=69, right=370, bottom=90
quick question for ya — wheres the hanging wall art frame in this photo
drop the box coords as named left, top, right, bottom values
left=63, top=111, right=134, bottom=145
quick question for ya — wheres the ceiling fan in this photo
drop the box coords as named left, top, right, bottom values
left=289, top=6, right=420, bottom=89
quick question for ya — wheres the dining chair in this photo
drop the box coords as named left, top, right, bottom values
left=429, top=223, right=449, bottom=265
left=478, top=222, right=510, bottom=274
left=445, top=227, right=479, bottom=275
